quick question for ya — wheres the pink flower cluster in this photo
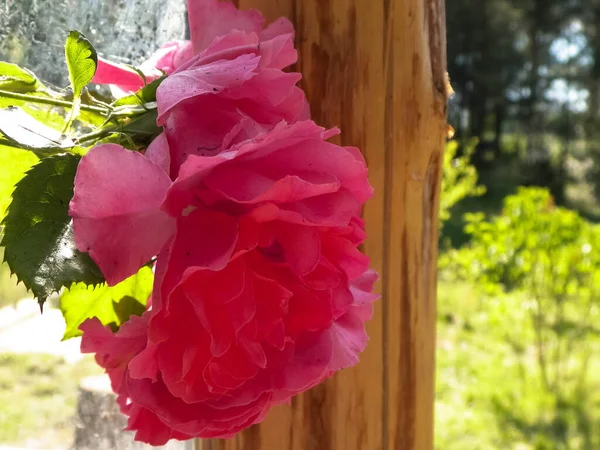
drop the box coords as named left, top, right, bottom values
left=70, top=0, right=377, bottom=444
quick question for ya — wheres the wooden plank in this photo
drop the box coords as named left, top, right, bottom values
left=202, top=1, right=447, bottom=449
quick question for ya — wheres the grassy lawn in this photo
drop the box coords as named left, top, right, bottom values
left=436, top=279, right=600, bottom=450
left=0, top=353, right=102, bottom=449
left=435, top=281, right=528, bottom=449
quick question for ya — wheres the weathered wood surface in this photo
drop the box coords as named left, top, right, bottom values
left=201, top=1, right=448, bottom=449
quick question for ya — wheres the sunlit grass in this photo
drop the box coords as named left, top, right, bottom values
left=436, top=280, right=600, bottom=450
left=0, top=352, right=101, bottom=448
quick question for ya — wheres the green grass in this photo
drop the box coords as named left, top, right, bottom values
left=0, top=352, right=102, bottom=448
left=436, top=280, right=600, bottom=450
left=436, top=281, right=534, bottom=449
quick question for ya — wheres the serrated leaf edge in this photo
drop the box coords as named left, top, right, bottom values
left=0, top=154, right=104, bottom=305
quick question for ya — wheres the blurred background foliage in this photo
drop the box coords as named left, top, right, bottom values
left=438, top=0, right=600, bottom=446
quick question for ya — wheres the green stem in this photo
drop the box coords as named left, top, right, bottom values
left=75, top=127, right=116, bottom=144
left=0, top=89, right=108, bottom=115
left=111, top=103, right=157, bottom=116
left=0, top=138, right=17, bottom=147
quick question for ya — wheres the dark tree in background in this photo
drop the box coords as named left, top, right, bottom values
left=447, top=0, right=523, bottom=146
left=447, top=0, right=600, bottom=216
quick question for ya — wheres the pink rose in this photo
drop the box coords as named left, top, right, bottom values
left=71, top=119, right=377, bottom=444
left=70, top=0, right=378, bottom=444
left=155, top=26, right=309, bottom=176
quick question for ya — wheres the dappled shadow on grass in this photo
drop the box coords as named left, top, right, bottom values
left=492, top=395, right=597, bottom=450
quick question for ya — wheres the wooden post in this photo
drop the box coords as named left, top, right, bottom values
left=202, top=0, right=448, bottom=449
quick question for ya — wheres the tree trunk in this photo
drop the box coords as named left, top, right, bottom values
left=586, top=7, right=600, bottom=130
left=201, top=1, right=448, bottom=449
left=526, top=1, right=543, bottom=151
left=494, top=102, right=505, bottom=153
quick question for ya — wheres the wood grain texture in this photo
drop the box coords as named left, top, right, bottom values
left=201, top=0, right=448, bottom=449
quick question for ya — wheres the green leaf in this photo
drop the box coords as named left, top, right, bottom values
left=64, top=31, right=98, bottom=128
left=65, top=31, right=98, bottom=99
left=73, top=109, right=160, bottom=152
left=1, top=154, right=104, bottom=308
left=0, top=107, right=75, bottom=157
left=119, top=109, right=161, bottom=144
left=0, top=86, right=107, bottom=130
left=0, top=137, right=86, bottom=159
left=60, top=266, right=153, bottom=340
left=93, top=133, right=138, bottom=151
left=0, top=145, right=37, bottom=219
left=125, top=64, right=148, bottom=86
left=113, top=75, right=165, bottom=107
left=0, top=62, right=38, bottom=92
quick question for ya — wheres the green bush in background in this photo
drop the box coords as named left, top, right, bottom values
left=440, top=140, right=486, bottom=229
left=438, top=187, right=600, bottom=450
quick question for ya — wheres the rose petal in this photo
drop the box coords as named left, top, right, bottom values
left=92, top=57, right=146, bottom=92
left=229, top=68, right=301, bottom=103
left=128, top=344, right=159, bottom=381
left=139, top=40, right=194, bottom=75
left=168, top=206, right=239, bottom=273
left=145, top=133, right=171, bottom=176
left=161, top=97, right=246, bottom=175
left=79, top=314, right=149, bottom=397
left=156, top=53, right=261, bottom=124
left=181, top=259, right=255, bottom=357
left=175, top=31, right=260, bottom=74
left=187, top=0, right=264, bottom=54
left=70, top=144, right=176, bottom=285
left=256, top=32, right=297, bottom=70
left=126, top=375, right=270, bottom=434
left=328, top=309, right=369, bottom=371
left=248, top=190, right=360, bottom=228
left=275, top=330, right=332, bottom=392
left=259, top=17, right=294, bottom=41
left=272, top=222, right=321, bottom=276
left=205, top=165, right=341, bottom=205
left=127, top=405, right=193, bottom=446
left=322, top=235, right=371, bottom=280
left=162, top=150, right=235, bottom=216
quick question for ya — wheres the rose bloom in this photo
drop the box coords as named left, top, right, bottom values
left=71, top=0, right=378, bottom=445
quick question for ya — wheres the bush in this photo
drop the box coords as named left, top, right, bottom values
left=440, top=187, right=600, bottom=449
left=440, top=140, right=485, bottom=229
